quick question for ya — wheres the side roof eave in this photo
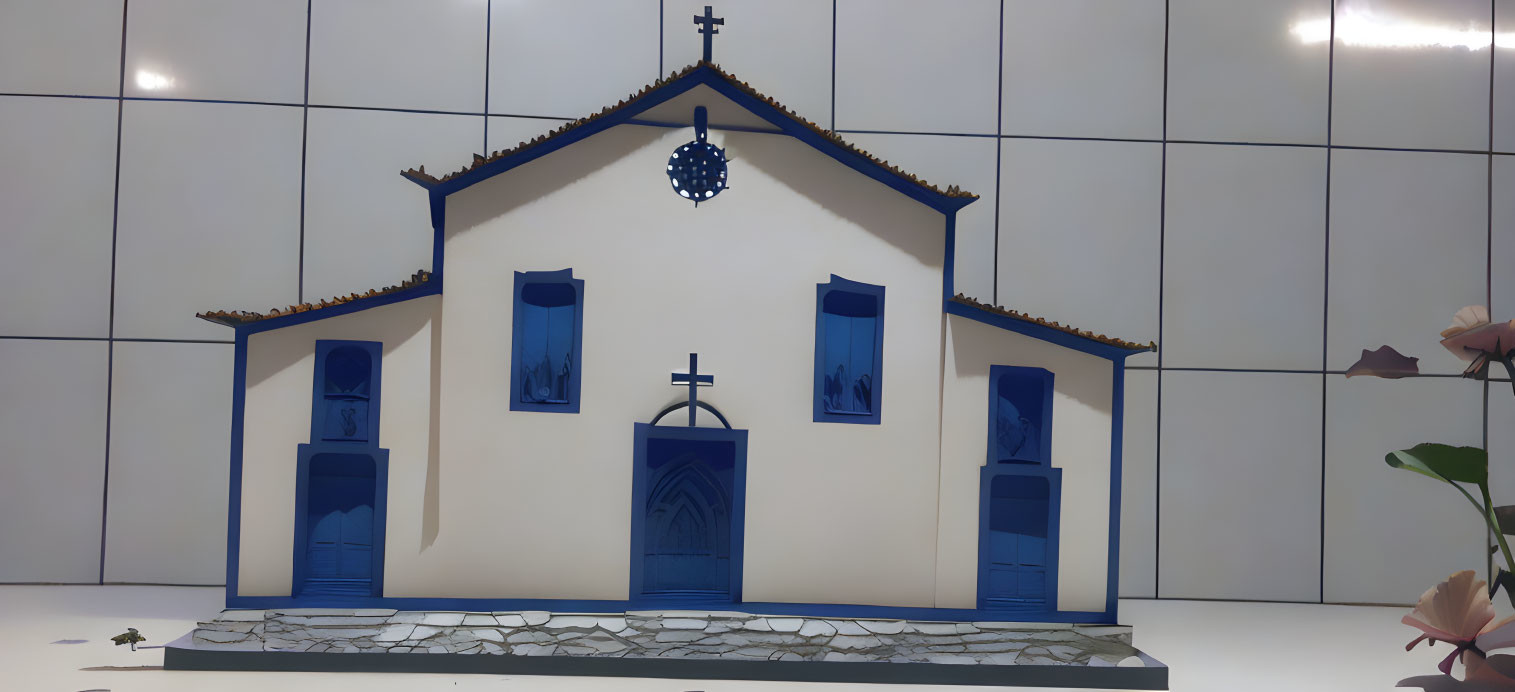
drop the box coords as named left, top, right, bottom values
left=404, top=64, right=977, bottom=216
left=199, top=280, right=440, bottom=335
left=944, top=298, right=1156, bottom=362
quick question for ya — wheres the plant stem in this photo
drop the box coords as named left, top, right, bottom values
left=1481, top=485, right=1515, bottom=608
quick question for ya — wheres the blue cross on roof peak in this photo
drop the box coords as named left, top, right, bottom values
left=671, top=353, right=714, bottom=426
left=694, top=5, right=725, bottom=63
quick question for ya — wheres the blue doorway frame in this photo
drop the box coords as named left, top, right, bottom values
left=291, top=340, right=390, bottom=601
left=629, top=423, right=747, bottom=605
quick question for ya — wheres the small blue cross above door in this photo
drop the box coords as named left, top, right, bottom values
left=671, top=353, right=714, bottom=427
left=694, top=6, right=724, bottom=62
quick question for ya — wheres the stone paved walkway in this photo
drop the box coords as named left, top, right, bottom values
left=188, top=609, right=1150, bottom=668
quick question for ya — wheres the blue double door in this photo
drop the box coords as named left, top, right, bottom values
left=302, top=452, right=378, bottom=597
left=980, top=472, right=1058, bottom=613
left=633, top=425, right=746, bottom=602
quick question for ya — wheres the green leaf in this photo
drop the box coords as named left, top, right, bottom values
left=1384, top=443, right=1488, bottom=486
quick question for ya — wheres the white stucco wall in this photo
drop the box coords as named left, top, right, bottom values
left=237, top=295, right=438, bottom=597
left=427, top=112, right=949, bottom=606
left=936, top=314, right=1114, bottom=613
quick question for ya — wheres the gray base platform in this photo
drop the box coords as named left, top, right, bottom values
left=164, top=609, right=1168, bottom=689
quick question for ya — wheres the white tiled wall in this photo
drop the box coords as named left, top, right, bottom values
left=0, top=0, right=1506, bottom=605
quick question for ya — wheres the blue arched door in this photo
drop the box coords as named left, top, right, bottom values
left=980, top=471, right=1060, bottom=613
left=644, top=460, right=730, bottom=594
left=303, top=453, right=377, bottom=596
left=632, top=424, right=747, bottom=603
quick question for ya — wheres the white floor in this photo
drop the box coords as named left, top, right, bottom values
left=0, top=586, right=1452, bottom=692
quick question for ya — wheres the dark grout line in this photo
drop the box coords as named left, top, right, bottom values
left=1485, top=0, right=1496, bottom=582
left=1, top=85, right=1511, bottom=157
left=992, top=0, right=1004, bottom=306
left=1319, top=0, right=1337, bottom=606
left=483, top=0, right=491, bottom=153
left=831, top=0, right=838, bottom=132
left=297, top=0, right=312, bottom=304
left=0, top=336, right=234, bottom=344
left=1153, top=0, right=1169, bottom=600
left=100, top=0, right=129, bottom=587
left=838, top=128, right=1000, bottom=139
left=659, top=0, right=665, bottom=78
left=486, top=112, right=576, bottom=122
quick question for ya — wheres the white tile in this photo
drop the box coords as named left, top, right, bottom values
left=489, top=0, right=657, bottom=119
left=1163, top=144, right=1328, bottom=370
left=1495, top=156, right=1515, bottom=318
left=114, top=101, right=302, bottom=340
left=125, top=0, right=307, bottom=103
left=1331, top=0, right=1492, bottom=151
left=1324, top=375, right=1485, bottom=604
left=835, top=0, right=999, bottom=134
left=661, top=0, right=830, bottom=125
left=303, top=108, right=480, bottom=301
left=842, top=132, right=998, bottom=302
left=997, top=139, right=1163, bottom=366
left=1327, top=149, right=1487, bottom=375
left=1497, top=0, right=1515, bottom=152
left=491, top=0, right=658, bottom=119
left=104, top=342, right=231, bottom=585
left=0, top=0, right=123, bottom=96
left=309, top=0, right=487, bottom=113
left=0, top=97, right=117, bottom=338
left=1119, top=369, right=1158, bottom=599
left=1001, top=0, right=1164, bottom=140
left=0, top=340, right=108, bottom=582
left=1167, top=0, right=1332, bottom=144
left=1158, top=371, right=1323, bottom=602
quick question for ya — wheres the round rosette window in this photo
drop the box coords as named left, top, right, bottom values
left=667, top=106, right=727, bottom=206
left=667, top=142, right=727, bottom=204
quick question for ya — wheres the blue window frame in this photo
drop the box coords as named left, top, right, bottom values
left=813, top=275, right=884, bottom=425
left=510, top=269, right=584, bottom=413
left=988, top=366, right=1054, bottom=465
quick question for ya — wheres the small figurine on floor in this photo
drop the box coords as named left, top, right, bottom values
left=111, top=628, right=145, bottom=651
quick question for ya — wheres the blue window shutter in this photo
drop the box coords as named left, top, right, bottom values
left=988, top=365, right=1055, bottom=465
left=814, top=275, right=885, bottom=425
left=511, top=269, right=585, bottom=413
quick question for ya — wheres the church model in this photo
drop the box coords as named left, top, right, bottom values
left=173, top=10, right=1162, bottom=687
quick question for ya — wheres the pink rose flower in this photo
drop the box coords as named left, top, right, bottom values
left=1440, top=306, right=1515, bottom=378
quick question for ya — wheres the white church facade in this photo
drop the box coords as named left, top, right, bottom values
left=199, top=61, right=1153, bottom=625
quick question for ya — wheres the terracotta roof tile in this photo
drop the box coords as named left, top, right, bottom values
left=950, top=295, right=1156, bottom=352
left=402, top=61, right=977, bottom=201
left=198, top=270, right=432, bottom=328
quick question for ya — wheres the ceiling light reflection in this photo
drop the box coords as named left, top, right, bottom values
left=135, top=69, right=176, bottom=90
left=1290, top=8, right=1513, bottom=49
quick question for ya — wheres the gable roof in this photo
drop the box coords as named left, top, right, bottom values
left=400, top=61, right=978, bottom=215
left=946, top=295, right=1156, bottom=361
left=195, top=61, right=1154, bottom=360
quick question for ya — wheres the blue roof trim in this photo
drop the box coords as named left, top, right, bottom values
left=407, top=65, right=977, bottom=216
left=944, top=299, right=1149, bottom=362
